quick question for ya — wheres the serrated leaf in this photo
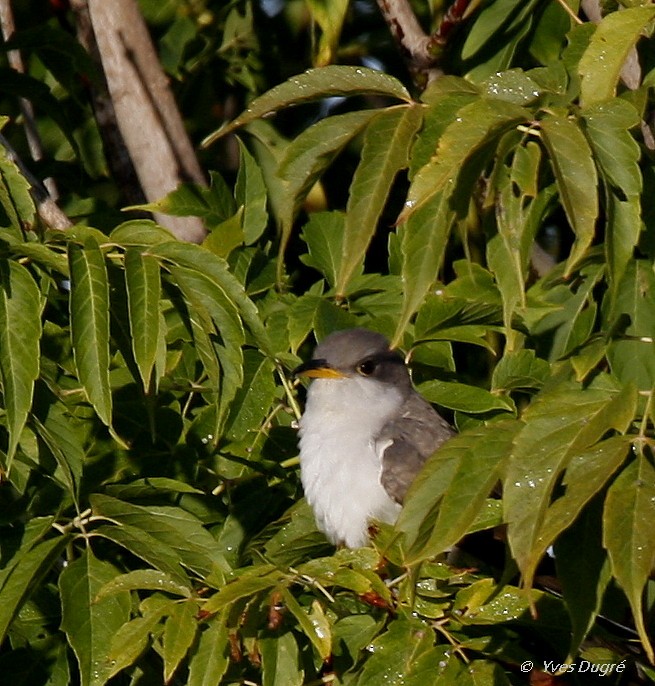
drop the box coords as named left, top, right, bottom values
left=401, top=99, right=528, bottom=221
left=235, top=138, right=268, bottom=244
left=280, top=588, right=331, bottom=660
left=109, top=220, right=175, bottom=246
left=0, top=135, right=36, bottom=231
left=582, top=99, right=642, bottom=292
left=418, top=380, right=514, bottom=414
left=579, top=6, right=655, bottom=106
left=336, top=104, right=424, bottom=296
left=393, top=189, right=454, bottom=347
left=260, top=631, right=303, bottom=686
left=491, top=349, right=550, bottom=392
left=0, top=535, right=68, bottom=644
left=0, top=260, right=42, bottom=469
left=59, top=548, right=131, bottom=686
left=31, top=404, right=84, bottom=501
left=92, top=524, right=189, bottom=586
left=163, top=601, right=198, bottom=682
left=540, top=114, right=598, bottom=274
left=203, top=65, right=412, bottom=145
left=202, top=566, right=283, bottom=614
left=355, top=617, right=449, bottom=686
left=399, top=421, right=518, bottom=563
left=90, top=494, right=230, bottom=579
left=555, top=497, right=612, bottom=660
left=187, top=611, right=230, bottom=686
left=604, top=260, right=655, bottom=392
left=504, top=384, right=633, bottom=589
left=69, top=240, right=112, bottom=428
left=129, top=171, right=234, bottom=224
left=300, top=211, right=345, bottom=288
left=95, top=569, right=191, bottom=600
left=603, top=452, right=655, bottom=663
left=125, top=249, right=161, bottom=393
left=150, top=241, right=272, bottom=357
left=107, top=613, right=162, bottom=680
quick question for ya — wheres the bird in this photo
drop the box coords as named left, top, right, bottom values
left=294, top=328, right=454, bottom=548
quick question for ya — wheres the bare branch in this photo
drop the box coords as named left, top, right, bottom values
left=375, top=0, right=443, bottom=85
left=73, top=0, right=208, bottom=242
left=0, top=132, right=72, bottom=230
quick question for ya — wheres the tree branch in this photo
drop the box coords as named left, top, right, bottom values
left=72, top=0, right=208, bottom=242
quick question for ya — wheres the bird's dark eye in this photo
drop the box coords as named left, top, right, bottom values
left=357, top=360, right=377, bottom=376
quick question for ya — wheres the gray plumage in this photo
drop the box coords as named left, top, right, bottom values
left=295, top=328, right=454, bottom=548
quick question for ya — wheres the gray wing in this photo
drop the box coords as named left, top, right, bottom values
left=377, top=392, right=454, bottom=504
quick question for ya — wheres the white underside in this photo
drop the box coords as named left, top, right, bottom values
left=298, top=376, right=403, bottom=548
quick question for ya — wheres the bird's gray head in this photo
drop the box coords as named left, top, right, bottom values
left=294, top=328, right=412, bottom=393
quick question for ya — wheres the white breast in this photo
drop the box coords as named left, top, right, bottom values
left=298, top=376, right=403, bottom=548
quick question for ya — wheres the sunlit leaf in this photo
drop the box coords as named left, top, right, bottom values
left=579, top=6, right=655, bottom=106
left=203, top=65, right=412, bottom=144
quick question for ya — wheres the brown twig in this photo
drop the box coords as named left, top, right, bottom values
left=72, top=0, right=208, bottom=242
left=375, top=0, right=443, bottom=85
left=0, top=132, right=72, bottom=229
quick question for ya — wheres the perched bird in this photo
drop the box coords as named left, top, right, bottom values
left=294, top=328, right=454, bottom=548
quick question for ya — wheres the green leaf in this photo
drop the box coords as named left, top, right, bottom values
left=163, top=600, right=198, bottom=683
left=202, top=565, right=283, bottom=613
left=399, top=421, right=518, bottom=563
left=306, top=0, right=349, bottom=66
left=603, top=451, right=655, bottom=663
left=187, top=611, right=230, bottom=686
left=555, top=497, right=612, bottom=660
left=59, top=548, right=131, bottom=686
left=224, top=349, right=276, bottom=441
left=300, top=211, right=345, bottom=288
left=109, top=219, right=175, bottom=246
left=418, top=380, right=514, bottom=414
left=130, top=171, right=234, bottom=225
left=540, top=114, right=598, bottom=274
left=151, top=241, right=272, bottom=356
left=604, top=260, right=655, bottom=392
left=491, top=349, right=550, bottom=392
left=107, top=613, right=163, bottom=680
left=95, top=569, right=191, bottom=600
left=480, top=69, right=542, bottom=105
left=503, top=384, right=633, bottom=589
left=0, top=260, right=42, bottom=468
left=336, top=104, right=424, bottom=296
left=401, top=99, right=528, bottom=221
left=31, top=405, right=84, bottom=501
left=202, top=207, right=245, bottom=258
left=277, top=111, right=376, bottom=228
left=281, top=588, right=331, bottom=660
left=579, top=6, right=655, bottom=106
left=0, top=535, right=68, bottom=644
left=355, top=617, right=449, bottom=686
left=125, top=249, right=161, bottom=393
left=68, top=239, right=112, bottom=428
left=393, top=190, right=454, bottom=347
left=0, top=133, right=36, bottom=231
left=203, top=65, right=412, bottom=144
left=260, top=631, right=303, bottom=686
left=235, top=138, right=268, bottom=245
left=90, top=494, right=230, bottom=579
left=92, top=524, right=189, bottom=586
left=582, top=99, right=642, bottom=292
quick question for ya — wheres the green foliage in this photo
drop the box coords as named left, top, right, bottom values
left=1, top=0, right=655, bottom=684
